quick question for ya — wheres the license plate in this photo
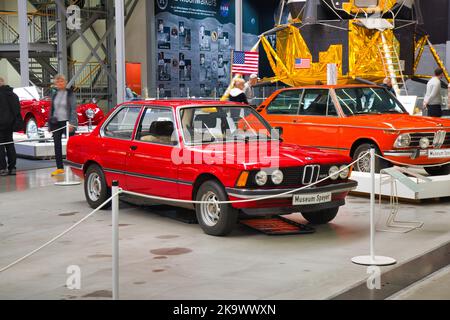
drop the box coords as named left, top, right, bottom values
left=428, top=149, right=450, bottom=159
left=293, top=192, right=332, bottom=205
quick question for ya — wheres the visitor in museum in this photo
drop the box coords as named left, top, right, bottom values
left=244, top=74, right=258, bottom=107
left=381, top=77, right=395, bottom=95
left=423, top=68, right=445, bottom=117
left=0, top=76, right=21, bottom=176
left=229, top=78, right=249, bottom=104
left=125, top=84, right=134, bottom=101
left=48, top=74, right=78, bottom=176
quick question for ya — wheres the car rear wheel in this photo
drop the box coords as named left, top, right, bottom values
left=84, top=164, right=111, bottom=209
left=25, top=117, right=38, bottom=139
left=301, top=207, right=339, bottom=225
left=424, top=164, right=450, bottom=176
left=195, top=180, right=238, bottom=236
left=353, top=143, right=391, bottom=173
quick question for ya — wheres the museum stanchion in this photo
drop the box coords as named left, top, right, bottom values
left=352, top=148, right=397, bottom=266
left=112, top=181, right=120, bottom=300
left=55, top=121, right=81, bottom=186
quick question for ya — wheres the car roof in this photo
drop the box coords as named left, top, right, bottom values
left=277, top=84, right=381, bottom=90
left=120, top=99, right=246, bottom=109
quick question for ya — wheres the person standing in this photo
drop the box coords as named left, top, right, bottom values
left=423, top=68, right=445, bottom=117
left=49, top=74, right=78, bottom=176
left=244, top=74, right=258, bottom=107
left=0, top=77, right=22, bottom=176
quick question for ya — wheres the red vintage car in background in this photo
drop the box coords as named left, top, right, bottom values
left=14, top=87, right=104, bottom=136
left=66, top=100, right=357, bottom=236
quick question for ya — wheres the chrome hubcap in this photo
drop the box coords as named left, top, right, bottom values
left=200, top=191, right=221, bottom=227
left=26, top=119, right=38, bottom=139
left=87, top=173, right=102, bottom=202
left=357, top=150, right=371, bottom=172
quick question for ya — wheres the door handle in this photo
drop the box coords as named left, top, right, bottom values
left=130, top=145, right=138, bottom=151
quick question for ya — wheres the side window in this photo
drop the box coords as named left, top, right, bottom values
left=266, top=90, right=303, bottom=115
left=136, top=108, right=177, bottom=145
left=104, top=107, right=140, bottom=139
left=300, top=89, right=337, bottom=116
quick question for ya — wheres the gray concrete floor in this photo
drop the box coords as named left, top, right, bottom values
left=0, top=168, right=449, bottom=300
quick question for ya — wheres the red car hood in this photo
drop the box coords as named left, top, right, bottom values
left=184, top=142, right=351, bottom=170
left=345, top=114, right=450, bottom=131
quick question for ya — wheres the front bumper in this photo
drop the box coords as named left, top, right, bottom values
left=226, top=180, right=358, bottom=215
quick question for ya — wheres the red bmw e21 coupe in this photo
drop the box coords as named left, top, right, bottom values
left=66, top=100, right=358, bottom=236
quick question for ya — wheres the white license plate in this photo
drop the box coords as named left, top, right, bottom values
left=293, top=192, right=332, bottom=205
left=428, top=149, right=450, bottom=159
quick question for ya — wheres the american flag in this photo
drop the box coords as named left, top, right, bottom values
left=295, top=58, right=311, bottom=69
left=231, top=51, right=259, bottom=75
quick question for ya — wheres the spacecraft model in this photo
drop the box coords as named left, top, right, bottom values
left=259, top=0, right=449, bottom=96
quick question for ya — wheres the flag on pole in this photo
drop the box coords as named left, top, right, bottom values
left=231, top=51, right=259, bottom=75
left=294, top=58, right=311, bottom=69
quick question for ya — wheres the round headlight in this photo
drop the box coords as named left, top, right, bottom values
left=419, top=137, right=430, bottom=149
left=329, top=166, right=339, bottom=180
left=271, top=169, right=284, bottom=185
left=339, top=165, right=350, bottom=179
left=255, top=171, right=268, bottom=186
left=394, top=133, right=411, bottom=148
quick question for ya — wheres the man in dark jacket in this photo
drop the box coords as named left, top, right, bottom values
left=0, top=77, right=21, bottom=176
left=49, top=74, right=78, bottom=176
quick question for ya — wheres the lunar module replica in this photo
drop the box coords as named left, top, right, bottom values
left=259, top=0, right=449, bottom=96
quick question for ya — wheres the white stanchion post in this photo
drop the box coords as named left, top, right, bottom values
left=55, top=121, right=81, bottom=186
left=112, top=181, right=119, bottom=300
left=352, top=148, right=397, bottom=266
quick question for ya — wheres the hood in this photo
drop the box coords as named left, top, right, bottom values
left=229, top=88, right=244, bottom=97
left=346, top=114, right=450, bottom=131
left=184, top=141, right=351, bottom=170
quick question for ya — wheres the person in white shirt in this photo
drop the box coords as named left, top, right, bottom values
left=244, top=74, right=258, bottom=107
left=423, top=68, right=444, bottom=117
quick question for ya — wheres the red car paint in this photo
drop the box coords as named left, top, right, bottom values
left=20, top=97, right=104, bottom=130
left=66, top=100, right=357, bottom=224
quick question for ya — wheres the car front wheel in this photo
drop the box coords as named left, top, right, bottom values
left=84, top=164, right=111, bottom=209
left=353, top=143, right=391, bottom=173
left=195, top=180, right=238, bottom=236
left=301, top=207, right=339, bottom=225
left=424, top=164, right=450, bottom=176
left=25, top=117, right=38, bottom=138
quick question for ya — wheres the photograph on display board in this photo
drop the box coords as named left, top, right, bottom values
left=179, top=83, right=186, bottom=97
left=199, top=25, right=211, bottom=51
left=219, top=31, right=230, bottom=52
left=158, top=84, right=171, bottom=98
left=217, top=54, right=229, bottom=83
left=179, top=22, right=191, bottom=50
left=179, top=53, right=192, bottom=81
left=199, top=84, right=212, bottom=97
left=158, top=52, right=171, bottom=81
left=157, top=19, right=171, bottom=49
left=199, top=53, right=211, bottom=82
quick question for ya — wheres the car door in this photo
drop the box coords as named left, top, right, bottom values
left=292, top=88, right=341, bottom=153
left=126, top=107, right=181, bottom=198
left=99, top=106, right=142, bottom=185
left=261, top=89, right=303, bottom=142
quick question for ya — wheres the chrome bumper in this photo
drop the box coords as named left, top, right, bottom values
left=226, top=180, right=358, bottom=199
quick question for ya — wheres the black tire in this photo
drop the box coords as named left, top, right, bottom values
left=195, top=180, right=238, bottom=236
left=84, top=164, right=111, bottom=209
left=352, top=143, right=391, bottom=173
left=424, top=164, right=450, bottom=176
left=301, top=207, right=339, bottom=225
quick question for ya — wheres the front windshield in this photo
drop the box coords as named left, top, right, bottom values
left=335, top=87, right=407, bottom=116
left=180, top=106, right=275, bottom=144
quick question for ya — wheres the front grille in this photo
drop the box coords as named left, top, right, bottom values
left=245, top=165, right=342, bottom=188
left=409, top=132, right=450, bottom=148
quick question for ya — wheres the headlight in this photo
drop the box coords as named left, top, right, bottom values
left=329, top=166, right=339, bottom=180
left=419, top=137, right=430, bottom=149
left=271, top=169, right=283, bottom=185
left=394, top=133, right=411, bottom=148
left=255, top=171, right=268, bottom=186
left=339, top=165, right=350, bottom=179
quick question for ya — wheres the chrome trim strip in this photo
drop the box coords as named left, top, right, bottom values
left=103, top=168, right=192, bottom=186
